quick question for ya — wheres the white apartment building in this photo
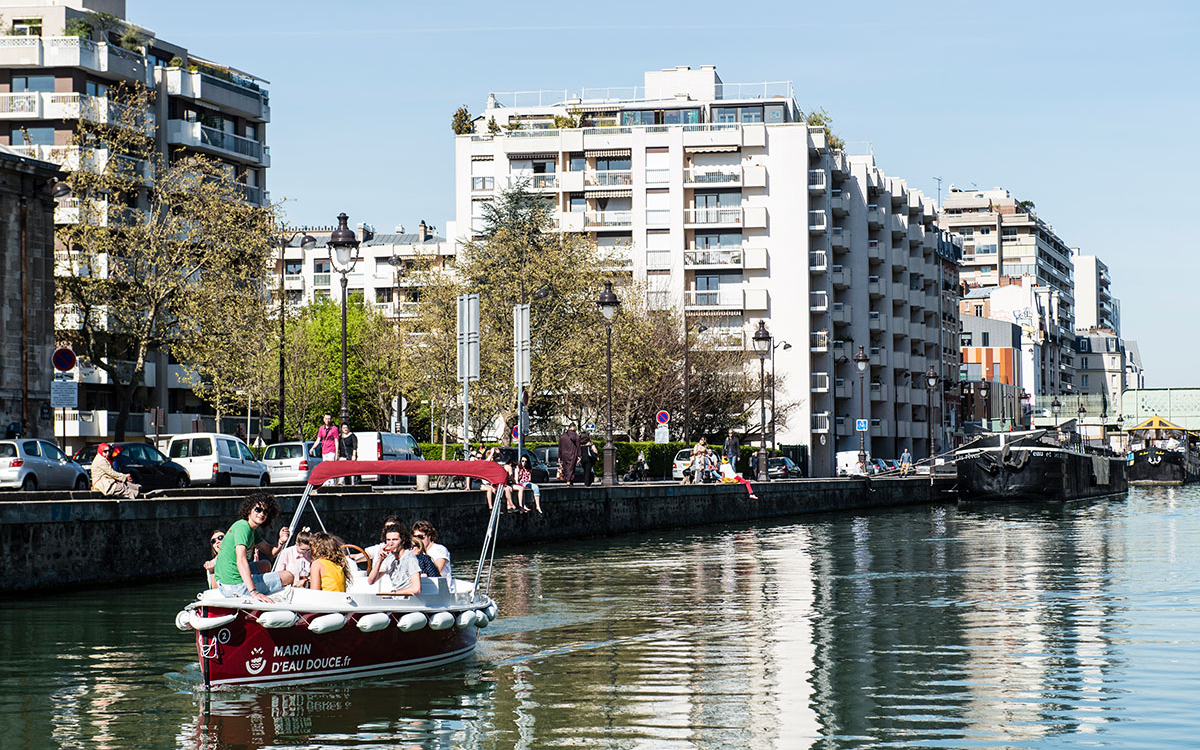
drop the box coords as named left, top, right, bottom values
left=939, top=186, right=1076, bottom=395
left=1075, top=330, right=1125, bottom=414
left=453, top=66, right=962, bottom=474
left=0, top=0, right=271, bottom=449
left=1070, top=249, right=1120, bottom=334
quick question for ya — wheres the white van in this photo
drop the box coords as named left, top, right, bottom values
left=352, top=431, right=423, bottom=483
left=836, top=450, right=871, bottom=477
left=166, top=432, right=270, bottom=486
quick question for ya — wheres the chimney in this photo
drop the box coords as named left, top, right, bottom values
left=418, top=220, right=429, bottom=242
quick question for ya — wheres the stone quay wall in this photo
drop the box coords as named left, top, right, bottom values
left=0, top=477, right=955, bottom=596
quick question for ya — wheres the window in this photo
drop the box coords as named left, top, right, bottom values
left=313, top=259, right=330, bottom=273
left=981, top=332, right=990, bottom=346
left=979, top=226, right=992, bottom=235
left=568, top=154, right=585, bottom=172
left=12, top=126, right=54, bottom=146
left=12, top=74, right=54, bottom=93
left=1081, top=374, right=1089, bottom=388
left=695, top=232, right=742, bottom=248
left=238, top=443, right=256, bottom=461
left=192, top=438, right=213, bottom=457
left=713, top=107, right=738, bottom=124
left=568, top=194, right=585, bottom=213
left=1001, top=228, right=1019, bottom=240
left=472, top=176, right=494, bottom=191
left=960, top=333, right=973, bottom=346
left=976, top=244, right=998, bottom=255
left=737, top=106, right=763, bottom=123
left=375, top=287, right=394, bottom=303
left=765, top=104, right=786, bottom=123
left=1081, top=357, right=1089, bottom=369
left=973, top=304, right=983, bottom=316
left=85, top=81, right=109, bottom=98
left=11, top=18, right=42, bottom=36
left=596, top=156, right=630, bottom=171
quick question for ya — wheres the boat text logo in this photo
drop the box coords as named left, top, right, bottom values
left=246, top=647, right=266, bottom=675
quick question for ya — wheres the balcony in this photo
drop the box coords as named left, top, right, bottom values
left=895, top=383, right=911, bottom=403
left=54, top=409, right=145, bottom=438
left=809, top=250, right=828, bottom=273
left=584, top=170, right=632, bottom=188
left=683, top=167, right=741, bottom=186
left=831, top=264, right=851, bottom=288
left=683, top=289, right=744, bottom=311
left=831, top=150, right=849, bottom=178
left=313, top=273, right=331, bottom=287
left=831, top=226, right=848, bottom=250
left=810, top=330, right=830, bottom=352
left=809, top=291, right=829, bottom=313
left=584, top=210, right=633, bottom=227
left=685, top=248, right=744, bottom=269
left=811, top=411, right=831, bottom=434
left=165, top=68, right=270, bottom=121
left=0, top=92, right=152, bottom=132
left=599, top=246, right=634, bottom=270
left=829, top=190, right=850, bottom=216
left=867, top=204, right=884, bottom=229
left=868, top=276, right=884, bottom=299
left=869, top=382, right=888, bottom=401
left=890, top=213, right=908, bottom=238
left=529, top=173, right=559, bottom=189
left=697, top=328, right=745, bottom=351
left=283, top=274, right=304, bottom=290
left=894, top=351, right=909, bottom=370
left=834, top=379, right=851, bottom=400
left=908, top=223, right=925, bottom=244
left=0, top=37, right=149, bottom=82
left=869, top=419, right=892, bottom=438
left=808, top=126, right=828, bottom=154
left=831, top=303, right=851, bottom=325
left=868, top=310, right=886, bottom=333
left=870, top=347, right=887, bottom=367
left=890, top=248, right=908, bottom=269
left=807, top=169, right=827, bottom=193
left=811, top=372, right=830, bottom=393
left=166, top=120, right=268, bottom=165
left=868, top=240, right=886, bottom=263
left=808, top=210, right=827, bottom=232
left=684, top=207, right=743, bottom=227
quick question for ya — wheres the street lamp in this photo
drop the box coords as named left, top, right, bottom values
left=1116, top=413, right=1125, bottom=453
left=926, top=364, right=939, bottom=467
left=597, top=280, right=620, bottom=486
left=1020, top=391, right=1030, bottom=429
left=1051, top=396, right=1062, bottom=429
left=854, top=345, right=869, bottom=471
left=278, top=230, right=316, bottom=440
left=1077, top=400, right=1086, bottom=446
left=979, top=382, right=990, bottom=432
left=752, top=321, right=771, bottom=482
left=683, top=323, right=708, bottom=444
left=771, top=340, right=791, bottom=451
left=327, top=212, right=360, bottom=426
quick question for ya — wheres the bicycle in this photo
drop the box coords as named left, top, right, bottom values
left=431, top=449, right=469, bottom=491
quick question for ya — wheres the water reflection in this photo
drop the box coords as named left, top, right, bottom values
left=2, top=488, right=1199, bottom=748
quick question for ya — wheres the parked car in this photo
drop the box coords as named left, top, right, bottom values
left=164, top=432, right=270, bottom=486
left=766, top=456, right=803, bottom=479
left=493, top=447, right=550, bottom=483
left=352, top=432, right=423, bottom=484
left=870, top=458, right=890, bottom=475
left=72, top=442, right=189, bottom=490
left=0, top=439, right=89, bottom=491
left=532, top=445, right=585, bottom=483
left=262, top=441, right=322, bottom=484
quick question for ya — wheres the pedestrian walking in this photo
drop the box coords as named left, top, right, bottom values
left=900, top=447, right=913, bottom=476
left=315, top=414, right=338, bottom=462
left=557, top=423, right=581, bottom=486
left=579, top=432, right=598, bottom=487
left=723, top=429, right=741, bottom=473
left=338, top=423, right=359, bottom=485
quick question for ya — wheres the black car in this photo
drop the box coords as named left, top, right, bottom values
left=73, top=442, right=191, bottom=490
left=766, top=456, right=803, bottom=479
left=531, top=445, right=586, bottom=483
left=493, top=447, right=550, bottom=483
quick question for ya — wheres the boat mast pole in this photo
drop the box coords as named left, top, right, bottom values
left=471, top=486, right=504, bottom=601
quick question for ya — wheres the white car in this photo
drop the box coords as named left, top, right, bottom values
left=262, top=441, right=321, bottom=484
left=671, top=449, right=692, bottom=480
left=165, top=432, right=270, bottom=486
left=353, top=431, right=423, bottom=484
left=0, top=439, right=90, bottom=491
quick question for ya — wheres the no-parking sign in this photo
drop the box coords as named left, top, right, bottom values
left=655, top=410, right=670, bottom=425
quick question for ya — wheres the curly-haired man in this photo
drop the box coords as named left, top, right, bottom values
left=211, top=492, right=293, bottom=602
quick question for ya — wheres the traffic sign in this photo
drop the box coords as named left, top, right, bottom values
left=655, top=410, right=670, bottom=425
left=654, top=425, right=670, bottom=444
left=50, top=380, right=78, bottom=409
left=856, top=419, right=869, bottom=432
left=511, top=425, right=520, bottom=439
left=52, top=347, right=76, bottom=372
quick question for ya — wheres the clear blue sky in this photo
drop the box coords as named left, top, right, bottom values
left=130, top=0, right=1199, bottom=387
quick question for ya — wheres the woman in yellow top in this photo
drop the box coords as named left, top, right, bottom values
left=308, top=532, right=352, bottom=593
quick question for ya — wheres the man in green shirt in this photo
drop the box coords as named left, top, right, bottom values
left=213, top=493, right=294, bottom=602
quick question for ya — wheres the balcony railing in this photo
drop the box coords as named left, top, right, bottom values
left=198, top=124, right=264, bottom=160
left=585, top=210, right=632, bottom=227
left=809, top=291, right=829, bottom=312
left=684, top=248, right=743, bottom=268
left=811, top=330, right=829, bottom=351
left=812, top=412, right=831, bottom=433
left=808, top=210, right=827, bottom=232
left=697, top=329, right=745, bottom=351
left=684, top=207, right=742, bottom=225
left=313, top=273, right=331, bottom=287
left=584, top=170, right=632, bottom=187
left=683, top=167, right=741, bottom=185
left=811, top=372, right=830, bottom=393
left=683, top=289, right=744, bottom=310
left=809, top=250, right=828, bottom=272
left=530, top=173, right=558, bottom=189
left=808, top=169, right=827, bottom=192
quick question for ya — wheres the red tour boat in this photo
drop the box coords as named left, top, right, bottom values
left=175, top=460, right=509, bottom=689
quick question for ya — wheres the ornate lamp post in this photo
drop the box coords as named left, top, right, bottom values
left=980, top=382, right=990, bottom=432
left=926, top=364, right=940, bottom=467
left=1116, top=413, right=1125, bottom=453
left=327, top=213, right=360, bottom=426
left=1051, top=396, right=1062, bottom=430
left=1020, top=391, right=1031, bottom=429
left=683, top=323, right=707, bottom=444
left=771, top=340, right=791, bottom=451
left=597, top=281, right=620, bottom=486
left=752, top=321, right=772, bottom=481
left=854, top=345, right=869, bottom=471
left=277, top=230, right=316, bottom=440
left=1077, top=400, right=1087, bottom=447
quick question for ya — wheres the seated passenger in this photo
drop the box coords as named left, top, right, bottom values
left=363, top=518, right=409, bottom=575
left=204, top=529, right=224, bottom=589
left=308, top=532, right=351, bottom=593
left=412, top=520, right=453, bottom=590
left=211, top=493, right=294, bottom=602
left=366, top=525, right=420, bottom=595
left=278, top=527, right=315, bottom=587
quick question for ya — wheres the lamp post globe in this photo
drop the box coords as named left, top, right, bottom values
left=925, top=364, right=939, bottom=466
left=597, top=281, right=620, bottom=486
left=278, top=230, right=315, bottom=440
left=327, top=212, right=361, bottom=426
left=854, top=345, right=869, bottom=471
left=1051, top=396, right=1062, bottom=429
left=752, top=321, right=771, bottom=482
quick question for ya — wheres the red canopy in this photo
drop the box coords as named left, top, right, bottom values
left=306, top=459, right=508, bottom=487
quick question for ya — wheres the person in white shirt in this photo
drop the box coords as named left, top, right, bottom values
left=366, top=526, right=420, bottom=594
left=411, top=520, right=453, bottom=591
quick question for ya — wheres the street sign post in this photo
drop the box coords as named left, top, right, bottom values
left=856, top=418, right=869, bottom=432
left=52, top=347, right=76, bottom=372
left=457, top=293, right=480, bottom=456
left=50, top=362, right=77, bottom=451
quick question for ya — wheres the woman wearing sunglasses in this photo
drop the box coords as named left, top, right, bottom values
left=203, top=530, right=224, bottom=588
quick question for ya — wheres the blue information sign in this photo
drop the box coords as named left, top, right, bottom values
left=856, top=419, right=869, bottom=432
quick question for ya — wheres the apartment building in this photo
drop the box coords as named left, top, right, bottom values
left=454, top=66, right=962, bottom=475
left=0, top=0, right=271, bottom=449
left=1070, top=248, right=1120, bottom=334
left=959, top=314, right=1025, bottom=429
left=1124, top=340, right=1145, bottom=390
left=1075, top=330, right=1125, bottom=413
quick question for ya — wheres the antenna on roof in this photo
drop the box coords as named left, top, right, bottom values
left=933, top=176, right=943, bottom=208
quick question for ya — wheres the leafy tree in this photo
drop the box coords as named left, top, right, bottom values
left=451, top=105, right=473, bottom=135
left=802, top=107, right=846, bottom=151
left=487, top=116, right=501, bottom=135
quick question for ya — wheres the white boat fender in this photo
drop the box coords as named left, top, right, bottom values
left=473, top=610, right=489, bottom=628
left=457, top=610, right=477, bottom=629
left=256, top=610, right=299, bottom=629
left=428, top=611, right=456, bottom=631
left=356, top=613, right=391, bottom=633
left=174, top=611, right=193, bottom=631
left=485, top=603, right=498, bottom=621
left=189, top=612, right=238, bottom=631
left=398, top=612, right=428, bottom=632
left=307, top=613, right=347, bottom=634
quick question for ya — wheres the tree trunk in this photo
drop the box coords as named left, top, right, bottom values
left=112, top=379, right=135, bottom=442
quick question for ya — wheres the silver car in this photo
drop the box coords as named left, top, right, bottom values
left=262, top=441, right=322, bottom=484
left=0, top=439, right=89, bottom=491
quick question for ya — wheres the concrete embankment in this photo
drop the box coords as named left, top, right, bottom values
left=0, top=477, right=955, bottom=596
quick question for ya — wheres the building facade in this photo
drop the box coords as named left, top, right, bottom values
left=0, top=0, right=271, bottom=450
left=1075, top=330, right=1125, bottom=414
left=1070, top=249, right=1119, bottom=334
left=454, top=66, right=961, bottom=474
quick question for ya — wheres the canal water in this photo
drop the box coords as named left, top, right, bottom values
left=2, top=486, right=1199, bottom=748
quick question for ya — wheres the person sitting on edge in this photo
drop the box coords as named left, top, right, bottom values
left=211, top=493, right=294, bottom=603
left=367, top=524, right=421, bottom=595
left=278, top=527, right=315, bottom=587
left=513, top=455, right=542, bottom=513
left=203, top=529, right=224, bottom=589
left=89, top=443, right=140, bottom=499
left=308, top=531, right=352, bottom=593
left=411, top=520, right=453, bottom=585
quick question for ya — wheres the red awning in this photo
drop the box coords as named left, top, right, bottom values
left=306, top=459, right=507, bottom=487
